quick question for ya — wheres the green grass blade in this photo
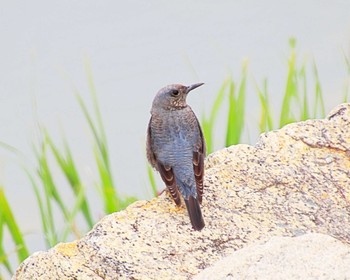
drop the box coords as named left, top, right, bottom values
left=84, top=58, right=112, bottom=179
left=76, top=80, right=118, bottom=213
left=0, top=142, right=20, bottom=155
left=26, top=169, right=57, bottom=247
left=225, top=78, right=236, bottom=146
left=32, top=140, right=70, bottom=246
left=312, top=61, right=325, bottom=118
left=255, top=79, right=274, bottom=132
left=84, top=58, right=108, bottom=149
left=226, top=61, right=247, bottom=146
left=94, top=145, right=117, bottom=213
left=200, top=117, right=212, bottom=155
left=61, top=185, right=86, bottom=241
left=300, top=64, right=309, bottom=120
left=36, top=142, right=70, bottom=221
left=235, top=61, right=248, bottom=142
left=208, top=78, right=230, bottom=128
left=0, top=206, right=13, bottom=275
left=0, top=188, right=29, bottom=264
left=201, top=78, right=229, bottom=154
left=45, top=132, right=94, bottom=228
left=81, top=60, right=136, bottom=213
left=280, top=39, right=298, bottom=127
left=76, top=94, right=103, bottom=153
left=118, top=196, right=138, bottom=210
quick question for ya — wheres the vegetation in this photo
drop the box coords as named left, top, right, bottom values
left=1, top=39, right=349, bottom=278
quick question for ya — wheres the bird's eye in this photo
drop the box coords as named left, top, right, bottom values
left=171, top=90, right=179, bottom=97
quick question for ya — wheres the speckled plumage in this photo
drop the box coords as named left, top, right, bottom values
left=147, top=83, right=206, bottom=231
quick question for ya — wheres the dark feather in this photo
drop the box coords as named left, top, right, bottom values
left=193, top=119, right=206, bottom=204
left=157, top=162, right=181, bottom=206
left=146, top=118, right=158, bottom=169
left=184, top=196, right=205, bottom=231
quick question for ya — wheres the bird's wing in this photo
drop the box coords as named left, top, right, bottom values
left=146, top=118, right=158, bottom=169
left=147, top=117, right=181, bottom=206
left=193, top=120, right=206, bottom=204
left=157, top=162, right=181, bottom=206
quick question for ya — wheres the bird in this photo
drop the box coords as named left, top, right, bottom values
left=146, top=83, right=206, bottom=231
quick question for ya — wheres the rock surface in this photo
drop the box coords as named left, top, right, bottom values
left=13, top=103, right=350, bottom=279
left=194, top=233, right=350, bottom=280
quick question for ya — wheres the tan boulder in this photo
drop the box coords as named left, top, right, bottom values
left=13, top=103, right=350, bottom=279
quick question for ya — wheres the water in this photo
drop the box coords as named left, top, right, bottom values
left=0, top=0, right=349, bottom=273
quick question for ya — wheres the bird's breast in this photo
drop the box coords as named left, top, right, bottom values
left=150, top=108, right=199, bottom=166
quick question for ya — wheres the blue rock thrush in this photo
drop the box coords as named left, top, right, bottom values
left=146, top=83, right=206, bottom=231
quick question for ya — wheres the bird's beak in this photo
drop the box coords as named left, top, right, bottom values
left=186, top=83, right=204, bottom=93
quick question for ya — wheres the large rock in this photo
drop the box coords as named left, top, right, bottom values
left=13, top=104, right=350, bottom=279
left=194, top=233, right=350, bottom=280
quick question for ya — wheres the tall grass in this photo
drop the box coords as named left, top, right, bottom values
left=45, top=132, right=94, bottom=228
left=0, top=188, right=29, bottom=276
left=201, top=60, right=248, bottom=154
left=201, top=78, right=228, bottom=154
left=255, top=79, right=274, bottom=133
left=202, top=38, right=342, bottom=152
left=1, top=40, right=350, bottom=277
left=76, top=59, right=137, bottom=214
left=29, top=133, right=91, bottom=247
left=279, top=38, right=325, bottom=125
left=28, top=60, right=138, bottom=249
left=225, top=60, right=248, bottom=146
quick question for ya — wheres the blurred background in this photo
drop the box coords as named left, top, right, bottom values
left=1, top=1, right=350, bottom=277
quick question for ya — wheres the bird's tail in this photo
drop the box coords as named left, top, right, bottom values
left=184, top=196, right=205, bottom=231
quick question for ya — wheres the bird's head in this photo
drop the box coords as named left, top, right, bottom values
left=151, top=83, right=204, bottom=112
